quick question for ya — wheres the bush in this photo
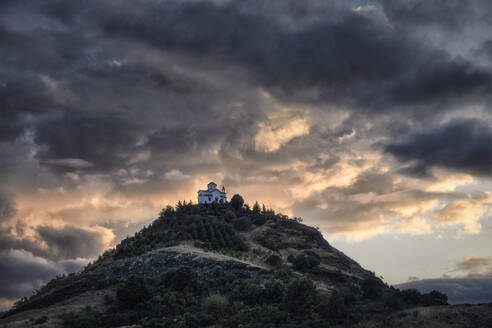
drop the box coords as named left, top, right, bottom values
left=327, top=290, right=346, bottom=323
left=162, top=267, right=199, bottom=292
left=384, top=292, right=406, bottom=311
left=287, top=252, right=320, bottom=270
left=283, top=278, right=317, bottom=316
left=62, top=313, right=99, bottom=328
left=361, top=277, right=385, bottom=300
left=224, top=210, right=237, bottom=222
left=203, top=294, right=228, bottom=318
left=117, top=278, right=151, bottom=308
left=252, top=215, right=266, bottom=226
left=263, top=279, right=286, bottom=303
left=265, top=254, right=283, bottom=267
left=233, top=217, right=252, bottom=231
left=422, top=290, right=448, bottom=306
left=34, top=316, right=48, bottom=325
left=400, top=288, right=422, bottom=306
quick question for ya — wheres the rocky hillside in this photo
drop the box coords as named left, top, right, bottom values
left=0, top=200, right=456, bottom=327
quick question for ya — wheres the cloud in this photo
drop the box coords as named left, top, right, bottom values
left=0, top=193, right=16, bottom=222
left=98, top=0, right=492, bottom=115
left=292, top=171, right=441, bottom=240
left=35, top=225, right=113, bottom=261
left=434, top=193, right=491, bottom=234
left=385, top=119, right=492, bottom=177
left=0, top=249, right=86, bottom=303
left=255, top=117, right=310, bottom=152
left=34, top=112, right=144, bottom=173
left=455, top=255, right=492, bottom=277
left=0, top=223, right=113, bottom=262
left=164, top=169, right=192, bottom=181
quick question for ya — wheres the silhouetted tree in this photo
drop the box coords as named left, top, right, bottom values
left=252, top=201, right=261, bottom=214
left=423, top=290, right=448, bottom=306
left=230, top=194, right=244, bottom=210
left=361, top=277, right=385, bottom=300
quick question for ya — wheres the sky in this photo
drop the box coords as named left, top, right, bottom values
left=1, top=0, right=492, bottom=309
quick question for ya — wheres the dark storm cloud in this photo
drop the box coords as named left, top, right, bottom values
left=0, top=0, right=491, bottom=178
left=35, top=225, right=108, bottom=260
left=0, top=224, right=108, bottom=261
left=396, top=278, right=492, bottom=304
left=381, top=0, right=481, bottom=30
left=0, top=250, right=60, bottom=299
left=0, top=249, right=85, bottom=300
left=0, top=193, right=108, bottom=261
left=34, top=112, right=144, bottom=173
left=381, top=0, right=492, bottom=36
left=96, top=0, right=492, bottom=114
left=384, top=119, right=492, bottom=177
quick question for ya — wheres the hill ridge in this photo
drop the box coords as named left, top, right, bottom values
left=1, top=201, right=457, bottom=328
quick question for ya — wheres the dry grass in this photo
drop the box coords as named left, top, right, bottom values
left=355, top=304, right=492, bottom=328
left=0, top=289, right=114, bottom=328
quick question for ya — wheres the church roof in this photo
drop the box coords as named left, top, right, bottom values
left=198, top=189, right=226, bottom=194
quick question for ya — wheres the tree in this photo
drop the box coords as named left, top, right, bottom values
left=361, top=277, right=385, bottom=300
left=252, top=201, right=261, bottom=214
left=283, top=278, right=317, bottom=316
left=264, top=279, right=286, bottom=303
left=287, top=252, right=320, bottom=270
left=160, top=205, right=175, bottom=218
left=422, top=290, right=448, bottom=306
left=266, top=254, right=283, bottom=267
left=116, top=278, right=150, bottom=308
left=326, top=290, right=346, bottom=323
left=224, top=210, right=237, bottom=222
left=230, top=194, right=244, bottom=211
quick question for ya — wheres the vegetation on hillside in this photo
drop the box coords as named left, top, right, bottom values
left=60, top=271, right=447, bottom=328
left=6, top=195, right=449, bottom=327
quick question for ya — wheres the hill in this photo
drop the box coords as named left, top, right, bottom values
left=396, top=277, right=492, bottom=305
left=0, top=200, right=462, bottom=327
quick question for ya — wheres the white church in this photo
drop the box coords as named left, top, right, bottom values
left=197, top=182, right=227, bottom=204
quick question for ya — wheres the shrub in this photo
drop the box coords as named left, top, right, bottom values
left=116, top=278, right=151, bottom=308
left=422, top=290, right=448, bottom=306
left=263, top=279, right=286, bottom=303
left=283, top=278, right=317, bottom=316
left=361, top=277, right=385, bottom=300
left=224, top=210, right=237, bottom=222
left=262, top=239, right=278, bottom=251
left=327, top=290, right=346, bottom=323
left=400, top=288, right=422, bottom=306
left=203, top=294, right=228, bottom=317
left=265, top=254, right=283, bottom=267
left=384, top=292, right=406, bottom=311
left=287, top=252, right=320, bottom=270
left=61, top=313, right=99, bottom=328
left=252, top=215, right=266, bottom=226
left=34, top=316, right=48, bottom=325
left=233, top=217, right=252, bottom=231
left=162, top=267, right=199, bottom=292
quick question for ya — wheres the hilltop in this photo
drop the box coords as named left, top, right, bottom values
left=0, top=198, right=458, bottom=327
